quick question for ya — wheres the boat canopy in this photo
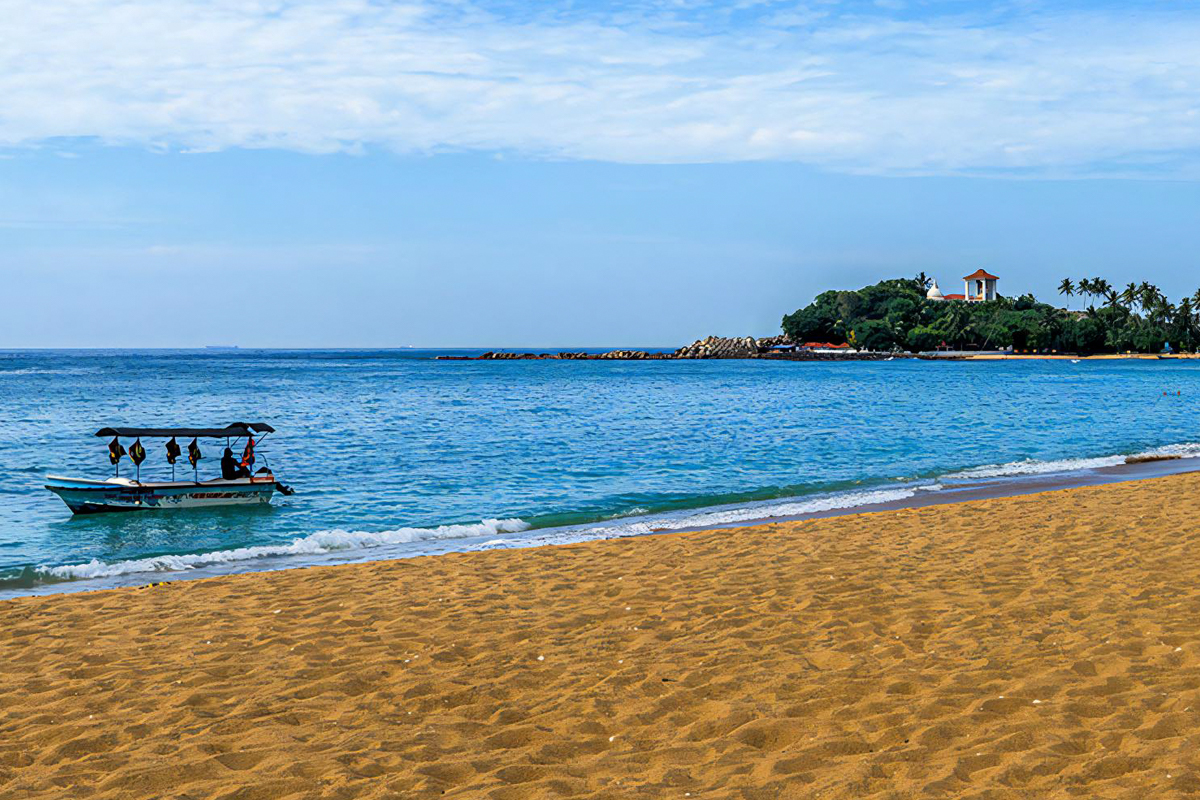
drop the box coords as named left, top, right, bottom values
left=94, top=422, right=275, bottom=438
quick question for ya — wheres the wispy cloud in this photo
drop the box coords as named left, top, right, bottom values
left=3, top=1, right=1200, bottom=175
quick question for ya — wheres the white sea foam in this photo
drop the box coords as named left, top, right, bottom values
left=42, top=518, right=530, bottom=581
left=1136, top=442, right=1200, bottom=459
left=496, top=486, right=941, bottom=552
left=945, top=442, right=1200, bottom=480
left=945, top=456, right=1128, bottom=480
left=0, top=367, right=95, bottom=376
left=632, top=487, right=930, bottom=532
left=34, top=487, right=933, bottom=584
left=33, top=440, right=1200, bottom=588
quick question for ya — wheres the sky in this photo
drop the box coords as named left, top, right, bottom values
left=4, top=0, right=1200, bottom=347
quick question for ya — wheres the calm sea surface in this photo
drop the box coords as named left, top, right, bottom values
left=2, top=349, right=1199, bottom=595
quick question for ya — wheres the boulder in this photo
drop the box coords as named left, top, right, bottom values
left=674, top=335, right=767, bottom=358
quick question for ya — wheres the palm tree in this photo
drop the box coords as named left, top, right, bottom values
left=1148, top=295, right=1173, bottom=326
left=1058, top=278, right=1075, bottom=309
left=1104, top=288, right=1120, bottom=308
left=1139, top=282, right=1158, bottom=315
left=943, top=302, right=970, bottom=346
left=1083, top=278, right=1111, bottom=310
left=1077, top=278, right=1095, bottom=308
left=1176, top=296, right=1195, bottom=340
left=1177, top=297, right=1196, bottom=350
left=1121, top=282, right=1139, bottom=312
left=1162, top=300, right=1177, bottom=327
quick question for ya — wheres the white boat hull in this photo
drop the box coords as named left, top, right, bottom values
left=45, top=474, right=279, bottom=514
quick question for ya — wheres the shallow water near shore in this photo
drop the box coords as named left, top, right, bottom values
left=3, top=348, right=1200, bottom=597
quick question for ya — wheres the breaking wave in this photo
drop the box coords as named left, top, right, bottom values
left=16, top=441, right=1200, bottom=592
left=27, top=486, right=938, bottom=586
left=600, top=486, right=935, bottom=533
left=944, top=442, right=1200, bottom=480
left=474, top=485, right=942, bottom=551
left=944, top=455, right=1128, bottom=480
left=39, top=518, right=530, bottom=581
left=0, top=367, right=97, bottom=376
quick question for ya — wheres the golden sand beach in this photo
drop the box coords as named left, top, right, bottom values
left=4, top=473, right=1200, bottom=799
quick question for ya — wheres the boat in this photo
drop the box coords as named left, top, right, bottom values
left=45, top=422, right=293, bottom=514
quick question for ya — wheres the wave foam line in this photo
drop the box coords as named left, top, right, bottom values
left=637, top=487, right=930, bottom=531
left=42, top=518, right=530, bottom=581
left=475, top=486, right=938, bottom=552
left=0, top=367, right=96, bottom=376
left=945, top=442, right=1200, bottom=481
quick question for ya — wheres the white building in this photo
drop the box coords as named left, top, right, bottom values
left=926, top=270, right=999, bottom=302
left=962, top=269, right=999, bottom=302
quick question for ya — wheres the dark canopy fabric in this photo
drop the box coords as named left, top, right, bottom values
left=95, top=422, right=275, bottom=438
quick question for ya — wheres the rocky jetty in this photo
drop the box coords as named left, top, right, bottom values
left=755, top=334, right=794, bottom=350
left=597, top=349, right=656, bottom=359
left=474, top=350, right=671, bottom=360
left=672, top=335, right=797, bottom=359
left=477, top=351, right=585, bottom=360
left=674, top=335, right=759, bottom=359
left=450, top=335, right=905, bottom=362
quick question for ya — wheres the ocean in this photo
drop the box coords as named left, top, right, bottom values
left=2, top=349, right=1199, bottom=596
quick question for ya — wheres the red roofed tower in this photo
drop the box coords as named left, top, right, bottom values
left=963, top=269, right=999, bottom=302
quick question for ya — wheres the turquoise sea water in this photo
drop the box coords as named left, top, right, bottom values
left=2, top=349, right=1199, bottom=595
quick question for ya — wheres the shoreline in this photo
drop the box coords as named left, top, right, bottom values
left=5, top=472, right=1200, bottom=797
left=7, top=453, right=1200, bottom=600
left=4, top=345, right=1195, bottom=361
left=663, top=454, right=1200, bottom=534
left=445, top=350, right=1200, bottom=362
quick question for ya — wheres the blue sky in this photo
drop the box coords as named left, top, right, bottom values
left=4, top=0, right=1200, bottom=347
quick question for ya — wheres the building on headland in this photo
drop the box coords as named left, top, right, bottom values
left=926, top=270, right=999, bottom=302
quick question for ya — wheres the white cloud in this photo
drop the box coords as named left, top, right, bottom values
left=2, top=1, right=1200, bottom=175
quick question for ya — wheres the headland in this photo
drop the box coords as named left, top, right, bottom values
left=442, top=273, right=1200, bottom=360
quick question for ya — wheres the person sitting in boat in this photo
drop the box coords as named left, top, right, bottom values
left=221, top=448, right=251, bottom=480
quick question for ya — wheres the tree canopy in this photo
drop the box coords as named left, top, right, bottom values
left=781, top=277, right=1197, bottom=354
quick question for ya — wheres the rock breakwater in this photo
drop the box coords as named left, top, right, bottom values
left=440, top=335, right=908, bottom=361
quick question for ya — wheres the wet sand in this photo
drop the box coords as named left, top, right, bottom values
left=4, top=473, right=1200, bottom=798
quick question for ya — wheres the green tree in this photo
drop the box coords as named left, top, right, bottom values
left=1058, top=278, right=1075, bottom=309
left=1174, top=298, right=1196, bottom=351
left=779, top=275, right=1192, bottom=356
left=1077, top=278, right=1094, bottom=308
left=1121, top=282, right=1139, bottom=311
left=1139, top=282, right=1158, bottom=315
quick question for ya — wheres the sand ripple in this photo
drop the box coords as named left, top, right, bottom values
left=5, top=474, right=1200, bottom=797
